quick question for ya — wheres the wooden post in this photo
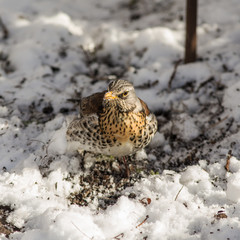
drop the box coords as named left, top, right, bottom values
left=184, top=0, right=197, bottom=63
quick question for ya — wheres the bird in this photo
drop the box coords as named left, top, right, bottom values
left=66, top=79, right=157, bottom=173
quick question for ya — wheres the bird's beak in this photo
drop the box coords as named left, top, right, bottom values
left=104, top=91, right=118, bottom=100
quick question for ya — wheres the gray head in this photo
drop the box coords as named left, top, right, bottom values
left=103, top=79, right=142, bottom=112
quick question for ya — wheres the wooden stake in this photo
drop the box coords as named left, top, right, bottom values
left=184, top=0, right=197, bottom=63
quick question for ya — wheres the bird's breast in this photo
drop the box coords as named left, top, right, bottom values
left=99, top=107, right=146, bottom=144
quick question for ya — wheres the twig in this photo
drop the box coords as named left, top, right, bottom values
left=122, top=156, right=130, bottom=178
left=67, top=98, right=81, bottom=103
left=135, top=80, right=159, bottom=89
left=29, top=139, right=50, bottom=156
left=225, top=150, right=232, bottom=172
left=168, top=59, right=182, bottom=89
left=207, top=116, right=228, bottom=130
left=136, top=215, right=149, bottom=228
left=113, top=215, right=149, bottom=239
left=71, top=221, right=93, bottom=240
left=113, top=233, right=124, bottom=239
left=0, top=17, right=9, bottom=39
left=174, top=185, right=184, bottom=201
left=225, top=117, right=234, bottom=132
left=196, top=76, right=214, bottom=92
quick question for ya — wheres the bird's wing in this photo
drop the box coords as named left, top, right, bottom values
left=138, top=98, right=150, bottom=116
left=80, top=91, right=106, bottom=116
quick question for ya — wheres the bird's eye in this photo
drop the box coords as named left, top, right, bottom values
left=119, top=91, right=129, bottom=98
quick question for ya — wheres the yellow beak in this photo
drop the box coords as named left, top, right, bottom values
left=104, top=91, right=118, bottom=100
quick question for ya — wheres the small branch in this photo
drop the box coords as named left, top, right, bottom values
left=168, top=59, right=182, bottom=89
left=67, top=98, right=81, bottom=103
left=225, top=150, right=232, bottom=172
left=174, top=185, right=184, bottom=201
left=225, top=117, right=234, bottom=133
left=136, top=215, right=149, bottom=228
left=0, top=17, right=9, bottom=39
left=207, top=116, right=228, bottom=130
left=29, top=139, right=50, bottom=156
left=113, top=233, right=124, bottom=239
left=113, top=215, right=149, bottom=239
left=196, top=76, right=214, bottom=93
left=122, top=156, right=130, bottom=178
left=71, top=222, right=93, bottom=240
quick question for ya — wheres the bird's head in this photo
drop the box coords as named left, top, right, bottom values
left=103, top=79, right=142, bottom=112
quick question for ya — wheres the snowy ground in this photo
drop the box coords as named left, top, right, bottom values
left=1, top=0, right=240, bottom=239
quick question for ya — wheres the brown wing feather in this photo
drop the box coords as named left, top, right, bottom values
left=138, top=98, right=150, bottom=116
left=80, top=91, right=106, bottom=116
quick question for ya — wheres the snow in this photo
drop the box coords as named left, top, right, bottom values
left=0, top=0, right=240, bottom=239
